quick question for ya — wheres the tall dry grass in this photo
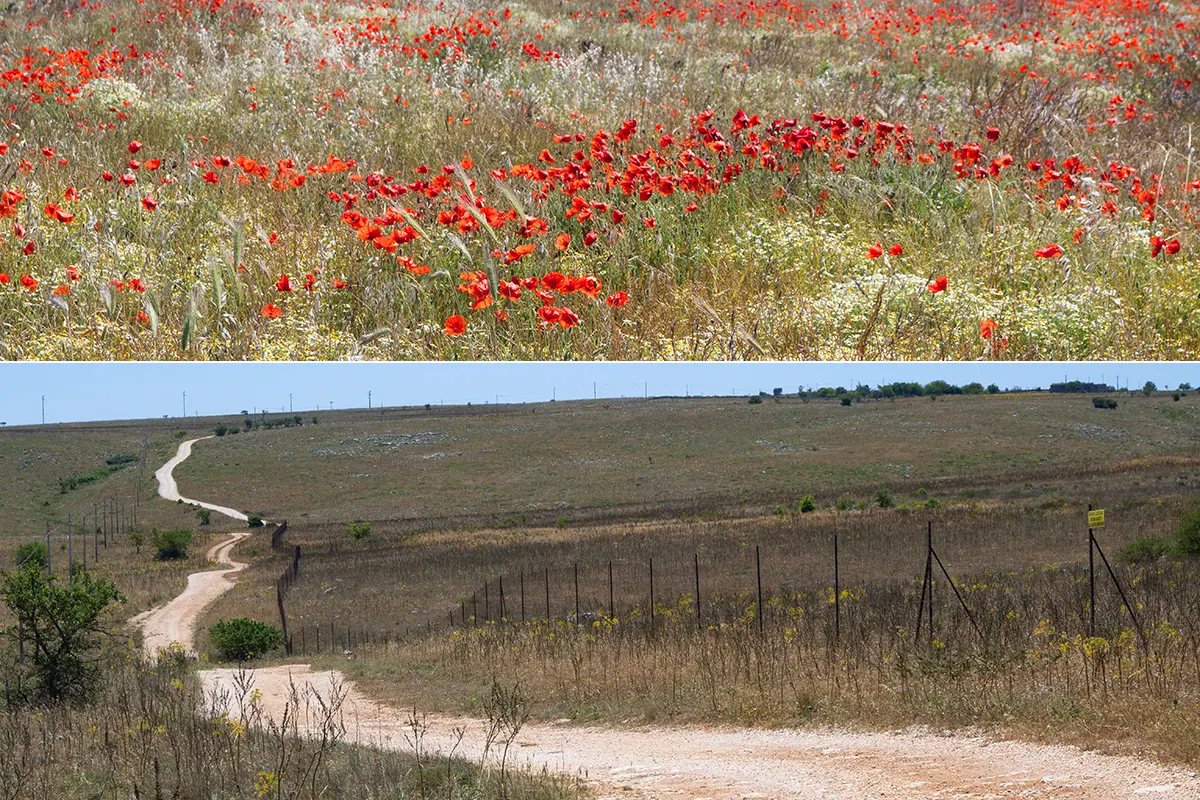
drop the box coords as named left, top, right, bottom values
left=0, top=645, right=587, bottom=800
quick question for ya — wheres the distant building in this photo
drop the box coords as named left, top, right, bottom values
left=1049, top=381, right=1110, bottom=393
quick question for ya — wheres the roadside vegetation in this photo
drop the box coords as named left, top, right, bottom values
left=0, top=554, right=586, bottom=800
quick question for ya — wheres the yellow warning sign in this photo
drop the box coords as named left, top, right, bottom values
left=1088, top=509, right=1105, bottom=528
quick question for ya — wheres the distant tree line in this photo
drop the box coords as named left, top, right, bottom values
left=750, top=380, right=1193, bottom=405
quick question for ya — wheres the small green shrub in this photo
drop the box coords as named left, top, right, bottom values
left=1118, top=536, right=1171, bottom=565
left=840, top=397, right=852, bottom=406
left=153, top=529, right=193, bottom=560
left=875, top=488, right=894, bottom=508
left=748, top=395, right=763, bottom=405
left=925, top=498, right=940, bottom=509
left=1175, top=506, right=1200, bottom=556
left=209, top=618, right=283, bottom=661
left=799, top=495, right=816, bottom=513
left=1093, top=397, right=1118, bottom=409
left=196, top=508, right=212, bottom=526
left=835, top=495, right=855, bottom=511
left=246, top=513, right=264, bottom=528
left=15, top=541, right=48, bottom=570
left=129, top=530, right=144, bottom=554
left=213, top=425, right=228, bottom=436
left=348, top=520, right=372, bottom=540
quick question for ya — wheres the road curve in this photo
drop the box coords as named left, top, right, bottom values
left=155, top=437, right=249, bottom=521
left=132, top=532, right=249, bottom=656
left=150, top=437, right=1200, bottom=799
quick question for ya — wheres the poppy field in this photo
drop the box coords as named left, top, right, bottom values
left=0, top=0, right=1197, bottom=359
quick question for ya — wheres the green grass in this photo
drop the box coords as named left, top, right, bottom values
left=167, top=392, right=1200, bottom=526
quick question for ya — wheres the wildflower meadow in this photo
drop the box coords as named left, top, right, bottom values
left=0, top=0, right=1197, bottom=359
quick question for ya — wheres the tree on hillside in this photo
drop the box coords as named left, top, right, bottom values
left=1143, top=381, right=1157, bottom=396
left=2, top=566, right=124, bottom=703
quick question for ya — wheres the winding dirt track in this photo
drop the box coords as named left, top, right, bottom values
left=131, top=531, right=249, bottom=656
left=153, top=436, right=249, bottom=521
left=145, top=438, right=1200, bottom=799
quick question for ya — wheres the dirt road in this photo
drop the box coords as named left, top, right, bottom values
left=155, top=437, right=1200, bottom=799
left=154, top=436, right=250, bottom=521
left=132, top=532, right=249, bottom=656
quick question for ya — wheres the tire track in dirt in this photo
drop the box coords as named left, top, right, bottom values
left=153, top=438, right=1200, bottom=799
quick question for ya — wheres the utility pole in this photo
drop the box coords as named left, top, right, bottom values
left=593, top=382, right=597, bottom=399
left=368, top=390, right=372, bottom=409
left=289, top=393, right=293, bottom=413
left=183, top=391, right=186, bottom=418
left=41, top=395, right=45, bottom=425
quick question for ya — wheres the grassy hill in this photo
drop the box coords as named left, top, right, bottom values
left=164, top=391, right=1200, bottom=526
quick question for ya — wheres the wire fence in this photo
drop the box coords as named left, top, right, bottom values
left=269, top=514, right=1152, bottom=659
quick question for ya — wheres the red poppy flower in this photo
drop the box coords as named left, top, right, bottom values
left=1034, top=244, right=1063, bottom=258
left=64, top=187, right=78, bottom=202
left=889, top=243, right=903, bottom=257
left=145, top=159, right=161, bottom=171
left=558, top=306, right=580, bottom=328
left=52, top=284, right=70, bottom=296
left=260, top=303, right=283, bottom=318
left=501, top=243, right=537, bottom=264
left=22, top=241, right=36, bottom=256
left=985, top=127, right=1000, bottom=142
left=203, top=171, right=218, bottom=184
left=119, top=173, right=136, bottom=187
left=129, top=278, right=146, bottom=293
left=1166, top=239, right=1181, bottom=255
left=276, top=274, right=292, bottom=292
left=555, top=232, right=571, bottom=251
left=136, top=310, right=150, bottom=324
left=397, top=255, right=430, bottom=275
left=141, top=196, right=158, bottom=212
left=19, top=274, right=38, bottom=291
left=128, top=140, right=143, bottom=154
left=537, top=305, right=562, bottom=325
left=605, top=291, right=629, bottom=308
left=583, top=230, right=598, bottom=246
left=444, top=314, right=467, bottom=335
left=0, top=273, right=8, bottom=285
left=499, top=280, right=522, bottom=301
left=927, top=275, right=948, bottom=294
left=331, top=278, right=349, bottom=290
left=642, top=217, right=656, bottom=228
left=304, top=273, right=316, bottom=292
left=102, top=171, right=113, bottom=182
left=581, top=275, right=602, bottom=298
left=866, top=243, right=884, bottom=258
left=980, top=318, right=998, bottom=340
left=43, top=203, right=74, bottom=224
left=66, top=266, right=80, bottom=281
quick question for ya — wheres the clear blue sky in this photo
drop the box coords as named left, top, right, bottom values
left=0, top=362, right=1194, bottom=426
